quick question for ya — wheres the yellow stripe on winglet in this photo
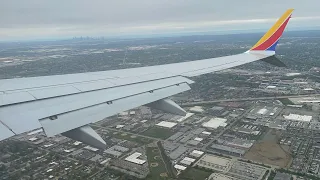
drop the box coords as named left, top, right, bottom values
left=251, top=9, right=294, bottom=49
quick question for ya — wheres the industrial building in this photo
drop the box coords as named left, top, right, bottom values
left=155, top=121, right=177, bottom=128
left=189, top=150, right=204, bottom=158
left=124, top=152, right=146, bottom=165
left=274, top=172, right=292, bottom=180
left=210, top=144, right=246, bottom=156
left=187, top=140, right=200, bottom=146
left=209, top=106, right=226, bottom=116
left=84, top=146, right=99, bottom=152
left=174, top=164, right=187, bottom=171
left=195, top=154, right=232, bottom=172
left=104, top=149, right=122, bottom=158
left=202, top=118, right=227, bottom=129
left=208, top=173, right=238, bottom=180
left=228, top=161, right=267, bottom=180
left=283, top=113, right=312, bottom=122
left=189, top=106, right=204, bottom=113
left=180, top=157, right=196, bottom=166
left=169, top=145, right=188, bottom=159
left=168, top=132, right=184, bottom=141
left=179, top=133, right=195, bottom=143
left=175, top=113, right=194, bottom=122
left=217, top=138, right=254, bottom=149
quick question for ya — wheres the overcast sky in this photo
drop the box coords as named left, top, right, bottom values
left=1, top=0, right=319, bottom=41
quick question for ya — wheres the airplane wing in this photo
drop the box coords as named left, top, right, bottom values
left=0, top=9, right=293, bottom=149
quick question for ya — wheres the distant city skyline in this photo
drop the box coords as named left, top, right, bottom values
left=1, top=0, right=320, bottom=41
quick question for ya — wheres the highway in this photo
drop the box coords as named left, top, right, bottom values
left=180, top=94, right=320, bottom=106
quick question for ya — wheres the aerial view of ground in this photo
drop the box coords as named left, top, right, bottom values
left=245, top=129, right=292, bottom=168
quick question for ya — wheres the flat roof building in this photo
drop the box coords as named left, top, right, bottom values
left=189, top=106, right=204, bottom=113
left=156, top=121, right=177, bottom=128
left=174, top=164, right=187, bottom=171
left=180, top=157, right=196, bottom=165
left=168, top=132, right=184, bottom=141
left=190, top=150, right=204, bottom=158
left=208, top=173, right=237, bottom=180
left=195, top=154, right=232, bottom=172
left=176, top=113, right=194, bottom=122
left=202, top=118, right=227, bottom=129
left=283, top=114, right=312, bottom=122
left=169, top=146, right=188, bottom=160
left=125, top=152, right=146, bottom=165
left=210, top=144, right=246, bottom=156
left=84, top=146, right=99, bottom=152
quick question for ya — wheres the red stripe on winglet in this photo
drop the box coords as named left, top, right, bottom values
left=252, top=16, right=290, bottom=51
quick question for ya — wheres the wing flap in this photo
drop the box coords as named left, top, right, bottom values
left=0, top=92, right=36, bottom=106
left=28, top=85, right=81, bottom=99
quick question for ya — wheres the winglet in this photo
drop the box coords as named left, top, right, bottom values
left=250, top=9, right=294, bottom=52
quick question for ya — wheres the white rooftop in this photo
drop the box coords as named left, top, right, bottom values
left=84, top=146, right=99, bottom=152
left=266, top=85, right=276, bottom=89
left=44, top=144, right=54, bottom=148
left=141, top=120, right=148, bottom=123
left=116, top=125, right=125, bottom=129
left=198, top=154, right=231, bottom=167
left=283, top=113, right=312, bottom=122
left=194, top=137, right=203, bottom=142
left=202, top=118, right=227, bottom=129
left=156, top=121, right=177, bottom=128
left=182, top=157, right=196, bottom=163
left=257, top=108, right=267, bottom=115
left=125, top=152, right=146, bottom=165
left=100, top=158, right=111, bottom=165
left=73, top=141, right=82, bottom=146
left=28, top=137, right=38, bottom=142
left=191, top=150, right=204, bottom=155
left=27, top=129, right=43, bottom=136
left=174, top=164, right=187, bottom=170
left=176, top=113, right=194, bottom=122
left=189, top=106, right=204, bottom=113
left=202, top=131, right=212, bottom=135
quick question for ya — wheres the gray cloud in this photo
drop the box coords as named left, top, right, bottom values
left=0, top=0, right=319, bottom=40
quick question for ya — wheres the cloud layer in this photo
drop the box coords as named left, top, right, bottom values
left=0, top=0, right=319, bottom=40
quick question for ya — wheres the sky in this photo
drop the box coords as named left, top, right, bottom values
left=0, top=0, right=320, bottom=41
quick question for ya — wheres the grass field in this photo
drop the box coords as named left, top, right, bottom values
left=146, top=146, right=168, bottom=180
left=142, top=127, right=175, bottom=140
left=109, top=131, right=154, bottom=145
left=179, top=168, right=212, bottom=180
left=278, top=98, right=294, bottom=105
left=245, top=129, right=292, bottom=168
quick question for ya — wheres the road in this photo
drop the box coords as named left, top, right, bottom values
left=181, top=94, right=320, bottom=106
left=201, top=105, right=254, bottom=150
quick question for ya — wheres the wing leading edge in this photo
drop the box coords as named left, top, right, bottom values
left=0, top=9, right=293, bottom=148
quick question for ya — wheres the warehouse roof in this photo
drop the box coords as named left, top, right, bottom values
left=156, top=121, right=177, bottom=128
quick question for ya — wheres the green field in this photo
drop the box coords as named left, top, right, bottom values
left=278, top=98, right=294, bottom=105
left=179, top=168, right=212, bottom=180
left=146, top=146, right=168, bottom=180
left=109, top=131, right=153, bottom=145
left=141, top=127, right=175, bottom=140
